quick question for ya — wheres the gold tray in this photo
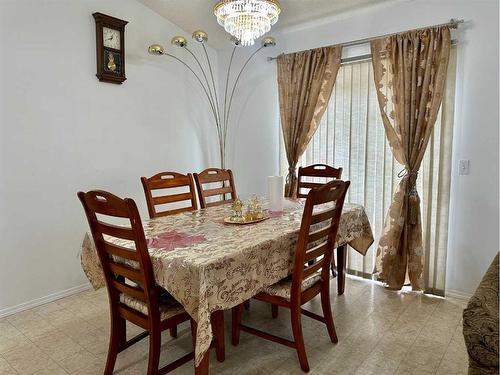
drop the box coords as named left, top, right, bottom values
left=224, top=214, right=270, bottom=225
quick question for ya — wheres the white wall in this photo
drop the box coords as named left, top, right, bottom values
left=227, top=0, right=499, bottom=295
left=0, top=0, right=219, bottom=312
left=1, top=0, right=498, bottom=312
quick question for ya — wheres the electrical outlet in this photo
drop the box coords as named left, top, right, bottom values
left=459, top=160, right=470, bottom=175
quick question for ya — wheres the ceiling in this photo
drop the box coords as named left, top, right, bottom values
left=137, top=0, right=391, bottom=49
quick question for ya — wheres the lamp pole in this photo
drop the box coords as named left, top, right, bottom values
left=148, top=33, right=276, bottom=169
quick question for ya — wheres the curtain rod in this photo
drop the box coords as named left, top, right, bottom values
left=267, top=18, right=464, bottom=62
left=335, top=37, right=458, bottom=65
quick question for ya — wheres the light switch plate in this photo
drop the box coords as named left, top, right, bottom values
left=459, top=160, right=470, bottom=175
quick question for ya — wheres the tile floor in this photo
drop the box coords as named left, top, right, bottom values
left=0, top=277, right=469, bottom=374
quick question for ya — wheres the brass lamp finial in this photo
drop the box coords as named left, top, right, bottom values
left=171, top=36, right=187, bottom=47
left=148, top=44, right=165, bottom=55
left=262, top=36, right=276, bottom=47
left=192, top=30, right=208, bottom=43
left=230, top=36, right=241, bottom=47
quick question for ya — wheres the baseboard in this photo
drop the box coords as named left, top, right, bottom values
left=0, top=283, right=92, bottom=318
left=445, top=289, right=473, bottom=300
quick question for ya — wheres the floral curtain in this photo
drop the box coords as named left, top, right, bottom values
left=277, top=46, right=342, bottom=197
left=371, top=26, right=451, bottom=290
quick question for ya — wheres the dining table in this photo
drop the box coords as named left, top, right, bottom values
left=80, top=198, right=374, bottom=374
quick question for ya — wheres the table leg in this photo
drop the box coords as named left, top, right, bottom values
left=336, top=245, right=347, bottom=295
left=211, top=310, right=225, bottom=362
left=194, top=351, right=209, bottom=375
left=191, top=320, right=210, bottom=375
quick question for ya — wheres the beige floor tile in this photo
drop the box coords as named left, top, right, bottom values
left=1, top=277, right=470, bottom=375
left=29, top=301, right=66, bottom=316
left=0, top=330, right=32, bottom=354
left=0, top=355, right=18, bottom=375
left=31, top=361, right=68, bottom=375
left=31, top=331, right=84, bottom=362
left=57, top=349, right=101, bottom=374
left=400, top=337, right=448, bottom=374
left=0, top=320, right=23, bottom=339
left=395, top=361, right=436, bottom=375
left=367, top=331, right=413, bottom=363
left=354, top=351, right=400, bottom=374
left=435, top=358, right=468, bottom=375
left=2, top=342, right=56, bottom=375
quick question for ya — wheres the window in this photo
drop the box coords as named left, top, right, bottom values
left=280, top=50, right=456, bottom=295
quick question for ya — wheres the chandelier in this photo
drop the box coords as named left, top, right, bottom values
left=214, top=0, right=281, bottom=46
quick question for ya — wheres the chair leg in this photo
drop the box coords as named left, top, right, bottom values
left=330, top=259, right=337, bottom=278
left=231, top=304, right=243, bottom=346
left=271, top=304, right=279, bottom=319
left=146, top=329, right=161, bottom=375
left=320, top=286, right=338, bottom=343
left=104, top=315, right=125, bottom=375
left=243, top=300, right=250, bottom=310
left=169, top=325, right=178, bottom=338
left=211, top=310, right=225, bottom=362
left=290, top=307, right=309, bottom=372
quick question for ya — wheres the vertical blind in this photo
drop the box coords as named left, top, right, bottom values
left=280, top=50, right=456, bottom=295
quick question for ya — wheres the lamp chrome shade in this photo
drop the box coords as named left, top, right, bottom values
left=171, top=36, right=187, bottom=47
left=230, top=36, right=241, bottom=47
left=261, top=36, right=276, bottom=47
left=148, top=44, right=165, bottom=55
left=192, top=30, right=208, bottom=43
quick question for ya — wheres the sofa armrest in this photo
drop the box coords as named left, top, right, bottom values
left=463, top=253, right=499, bottom=370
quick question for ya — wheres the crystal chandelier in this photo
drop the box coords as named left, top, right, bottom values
left=214, top=0, right=281, bottom=46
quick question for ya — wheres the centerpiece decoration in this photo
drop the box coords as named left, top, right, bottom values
left=148, top=31, right=276, bottom=168
left=225, top=196, right=270, bottom=224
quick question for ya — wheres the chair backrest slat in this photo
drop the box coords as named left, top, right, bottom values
left=111, top=279, right=147, bottom=302
left=297, top=164, right=343, bottom=198
left=304, top=242, right=329, bottom=263
left=202, top=186, right=233, bottom=197
left=103, top=242, right=139, bottom=261
left=109, top=261, right=143, bottom=283
left=96, top=221, right=136, bottom=241
left=303, top=259, right=324, bottom=279
left=290, top=180, right=350, bottom=300
left=78, top=190, right=159, bottom=323
left=193, top=168, right=237, bottom=208
left=310, top=206, right=337, bottom=225
left=307, top=226, right=331, bottom=244
left=152, top=192, right=194, bottom=206
left=141, top=172, right=197, bottom=218
left=117, top=305, right=149, bottom=327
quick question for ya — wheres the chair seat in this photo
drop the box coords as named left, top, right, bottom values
left=262, top=273, right=322, bottom=300
left=120, top=288, right=186, bottom=320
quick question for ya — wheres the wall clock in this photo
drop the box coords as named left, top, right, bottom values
left=93, top=12, right=128, bottom=84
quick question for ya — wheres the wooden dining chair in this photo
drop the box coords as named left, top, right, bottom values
left=231, top=180, right=350, bottom=373
left=141, top=172, right=197, bottom=219
left=193, top=168, right=237, bottom=208
left=297, top=164, right=343, bottom=198
left=78, top=190, right=196, bottom=374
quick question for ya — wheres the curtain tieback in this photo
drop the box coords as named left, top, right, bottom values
left=398, top=168, right=420, bottom=225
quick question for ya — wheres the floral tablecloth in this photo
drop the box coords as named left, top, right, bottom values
left=80, top=200, right=373, bottom=366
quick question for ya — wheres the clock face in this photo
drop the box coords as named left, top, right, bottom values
left=103, top=27, right=120, bottom=50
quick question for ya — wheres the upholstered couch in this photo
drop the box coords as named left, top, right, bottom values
left=463, top=253, right=499, bottom=375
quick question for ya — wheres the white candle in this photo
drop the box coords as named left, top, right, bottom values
left=268, top=176, right=284, bottom=212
